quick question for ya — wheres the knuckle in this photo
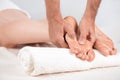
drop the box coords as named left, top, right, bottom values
left=80, top=35, right=86, bottom=39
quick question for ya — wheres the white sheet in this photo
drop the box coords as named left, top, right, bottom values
left=0, top=46, right=120, bottom=80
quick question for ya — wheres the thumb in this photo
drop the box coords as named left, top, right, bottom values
left=59, top=37, right=69, bottom=48
left=90, top=30, right=96, bottom=44
left=79, top=33, right=86, bottom=44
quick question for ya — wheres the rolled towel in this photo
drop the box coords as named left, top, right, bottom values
left=18, top=46, right=120, bottom=76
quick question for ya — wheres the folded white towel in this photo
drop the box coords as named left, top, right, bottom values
left=18, top=46, right=120, bottom=76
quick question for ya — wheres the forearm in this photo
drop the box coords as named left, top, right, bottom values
left=45, top=0, right=62, bottom=22
left=83, top=0, right=101, bottom=23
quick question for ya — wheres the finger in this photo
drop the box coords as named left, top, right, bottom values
left=79, top=32, right=86, bottom=44
left=59, top=37, right=69, bottom=48
left=90, top=30, right=96, bottom=43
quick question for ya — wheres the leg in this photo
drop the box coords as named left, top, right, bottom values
left=0, top=9, right=50, bottom=47
left=94, top=25, right=117, bottom=56
left=0, top=19, right=50, bottom=47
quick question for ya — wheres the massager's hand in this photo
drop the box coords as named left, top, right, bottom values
left=48, top=17, right=76, bottom=48
left=78, top=0, right=101, bottom=45
left=78, top=18, right=96, bottom=45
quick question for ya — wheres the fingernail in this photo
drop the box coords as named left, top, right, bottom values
left=72, top=36, right=77, bottom=41
left=79, top=40, right=85, bottom=44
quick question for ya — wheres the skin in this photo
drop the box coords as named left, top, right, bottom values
left=45, top=0, right=101, bottom=51
left=45, top=0, right=76, bottom=48
left=94, top=26, right=117, bottom=56
left=0, top=12, right=95, bottom=61
left=0, top=10, right=116, bottom=61
left=79, top=0, right=101, bottom=45
left=64, top=17, right=117, bottom=61
left=64, top=16, right=95, bottom=61
left=0, top=9, right=50, bottom=47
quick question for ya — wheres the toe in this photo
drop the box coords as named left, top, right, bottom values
left=95, top=44, right=111, bottom=56
left=81, top=54, right=86, bottom=60
left=76, top=53, right=86, bottom=61
left=86, top=55, right=89, bottom=61
left=70, top=46, right=79, bottom=54
left=76, top=53, right=83, bottom=58
left=110, top=48, right=117, bottom=55
left=87, top=49, right=95, bottom=61
left=100, top=47, right=110, bottom=56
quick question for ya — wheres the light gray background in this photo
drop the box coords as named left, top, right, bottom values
left=12, top=0, right=120, bottom=28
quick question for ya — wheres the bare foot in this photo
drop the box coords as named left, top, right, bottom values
left=66, top=34, right=95, bottom=61
left=94, top=26, right=117, bottom=56
left=64, top=16, right=95, bottom=61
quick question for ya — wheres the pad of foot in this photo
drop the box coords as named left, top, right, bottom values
left=64, top=16, right=95, bottom=61
left=66, top=34, right=95, bottom=61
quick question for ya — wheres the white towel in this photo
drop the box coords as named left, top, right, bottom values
left=18, top=46, right=120, bottom=76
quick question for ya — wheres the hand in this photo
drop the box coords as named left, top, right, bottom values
left=78, top=18, right=96, bottom=45
left=48, top=17, right=76, bottom=48
left=63, top=16, right=95, bottom=61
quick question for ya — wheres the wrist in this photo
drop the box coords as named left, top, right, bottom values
left=80, top=16, right=95, bottom=29
left=82, top=12, right=95, bottom=23
left=47, top=14, right=63, bottom=23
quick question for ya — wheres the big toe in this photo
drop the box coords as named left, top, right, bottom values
left=99, top=47, right=111, bottom=56
left=94, top=42, right=111, bottom=56
left=110, top=48, right=117, bottom=55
